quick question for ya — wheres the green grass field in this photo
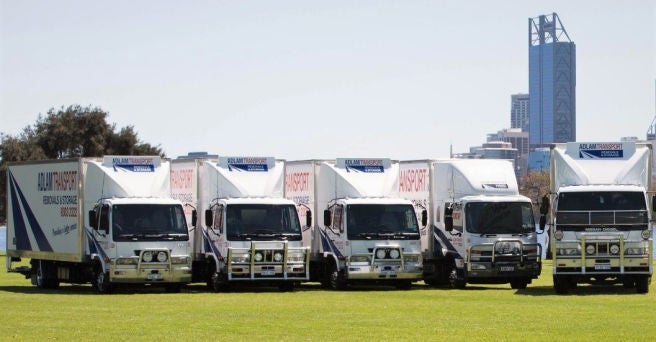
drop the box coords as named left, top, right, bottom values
left=1, top=254, right=653, bottom=341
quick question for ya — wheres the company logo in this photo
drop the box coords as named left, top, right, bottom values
left=220, top=157, right=272, bottom=172
left=340, top=159, right=386, bottom=173
left=578, top=143, right=624, bottom=159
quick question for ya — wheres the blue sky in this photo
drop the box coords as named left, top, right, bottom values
left=1, top=1, right=655, bottom=160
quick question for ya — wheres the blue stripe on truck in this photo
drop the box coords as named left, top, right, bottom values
left=8, top=170, right=53, bottom=252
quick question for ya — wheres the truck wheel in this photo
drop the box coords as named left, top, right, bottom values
left=448, top=263, right=466, bottom=289
left=510, top=279, right=528, bottom=290
left=35, top=261, right=59, bottom=289
left=553, top=275, right=569, bottom=294
left=210, top=272, right=230, bottom=292
left=95, top=269, right=112, bottom=294
left=329, top=264, right=347, bottom=290
left=635, top=275, right=649, bottom=294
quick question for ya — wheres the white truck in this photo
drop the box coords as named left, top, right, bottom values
left=285, top=158, right=423, bottom=290
left=543, top=142, right=653, bottom=294
left=6, top=156, right=192, bottom=293
left=171, top=157, right=309, bottom=291
left=400, top=159, right=542, bottom=289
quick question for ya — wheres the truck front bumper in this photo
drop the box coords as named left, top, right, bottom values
left=110, top=263, right=192, bottom=284
left=466, top=261, right=542, bottom=280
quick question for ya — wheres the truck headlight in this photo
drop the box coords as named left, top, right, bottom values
left=231, top=253, right=250, bottom=263
left=642, top=230, right=652, bottom=240
left=585, top=244, right=596, bottom=255
left=142, top=251, right=153, bottom=262
left=171, top=256, right=190, bottom=264
left=403, top=255, right=420, bottom=263
left=625, top=247, right=648, bottom=256
left=554, top=230, right=564, bottom=240
left=350, top=255, right=370, bottom=264
left=157, top=251, right=168, bottom=262
left=376, top=249, right=387, bottom=259
left=609, top=244, right=620, bottom=255
left=273, top=252, right=283, bottom=262
left=389, top=249, right=400, bottom=259
left=116, top=257, right=138, bottom=265
left=254, top=252, right=263, bottom=262
left=287, top=252, right=306, bottom=263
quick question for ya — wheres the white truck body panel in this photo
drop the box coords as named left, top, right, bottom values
left=549, top=142, right=653, bottom=293
left=7, top=156, right=192, bottom=290
left=400, top=159, right=541, bottom=287
left=286, top=159, right=423, bottom=288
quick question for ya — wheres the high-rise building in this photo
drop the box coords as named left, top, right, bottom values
left=528, top=13, right=576, bottom=148
left=510, top=93, right=530, bottom=132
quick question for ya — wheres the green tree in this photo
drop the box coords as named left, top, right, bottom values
left=0, top=105, right=164, bottom=223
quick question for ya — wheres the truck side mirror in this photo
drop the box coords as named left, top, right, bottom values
left=323, top=210, right=332, bottom=227
left=88, top=210, right=97, bottom=229
left=652, top=195, right=656, bottom=212
left=306, top=210, right=312, bottom=227
left=444, top=207, right=453, bottom=232
left=540, top=195, right=550, bottom=215
left=421, top=209, right=428, bottom=227
left=205, top=209, right=213, bottom=227
left=539, top=215, right=546, bottom=231
left=191, top=210, right=197, bottom=227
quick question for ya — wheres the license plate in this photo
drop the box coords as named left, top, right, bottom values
left=499, top=266, right=515, bottom=272
left=147, top=273, right=163, bottom=280
left=261, top=270, right=276, bottom=276
left=594, top=264, right=611, bottom=271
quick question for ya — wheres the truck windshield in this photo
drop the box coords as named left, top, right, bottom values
left=225, top=204, right=302, bottom=241
left=112, top=204, right=189, bottom=241
left=346, top=204, right=420, bottom=240
left=556, top=191, right=648, bottom=229
left=465, top=202, right=535, bottom=235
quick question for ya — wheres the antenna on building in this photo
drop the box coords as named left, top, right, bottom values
left=647, top=80, right=656, bottom=141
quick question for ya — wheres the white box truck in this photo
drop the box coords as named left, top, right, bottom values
left=543, top=142, right=653, bottom=294
left=400, top=159, right=542, bottom=289
left=171, top=157, right=309, bottom=291
left=6, top=156, right=192, bottom=293
left=285, top=158, right=423, bottom=290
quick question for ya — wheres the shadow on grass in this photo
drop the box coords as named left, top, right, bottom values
left=515, top=284, right=649, bottom=296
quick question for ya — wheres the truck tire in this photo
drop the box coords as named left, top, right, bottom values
left=635, top=275, right=649, bottom=294
left=553, top=275, right=569, bottom=294
left=210, top=272, right=230, bottom=292
left=329, top=263, right=347, bottom=290
left=448, top=262, right=466, bottom=289
left=95, top=269, right=112, bottom=294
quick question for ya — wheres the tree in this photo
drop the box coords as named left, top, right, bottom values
left=0, top=105, right=164, bottom=223
left=518, top=170, right=550, bottom=206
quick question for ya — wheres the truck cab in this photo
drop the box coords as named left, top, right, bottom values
left=88, top=197, right=192, bottom=292
left=322, top=197, right=423, bottom=289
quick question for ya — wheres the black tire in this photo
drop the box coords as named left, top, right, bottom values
left=95, top=269, right=112, bottom=294
left=635, top=275, right=649, bottom=294
left=510, top=279, right=528, bottom=290
left=210, top=272, right=230, bottom=292
left=448, top=263, right=466, bottom=289
left=622, top=277, right=635, bottom=289
left=329, top=263, right=347, bottom=290
left=553, top=275, right=569, bottom=294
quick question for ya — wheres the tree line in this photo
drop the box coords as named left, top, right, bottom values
left=1, top=105, right=163, bottom=223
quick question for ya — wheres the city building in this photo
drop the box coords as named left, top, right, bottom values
left=488, top=128, right=529, bottom=177
left=528, top=13, right=576, bottom=170
left=510, top=93, right=530, bottom=132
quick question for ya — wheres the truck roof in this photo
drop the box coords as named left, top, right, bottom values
left=336, top=197, right=414, bottom=205
left=219, top=197, right=297, bottom=205
left=557, top=184, right=646, bottom=193
left=103, top=197, right=182, bottom=205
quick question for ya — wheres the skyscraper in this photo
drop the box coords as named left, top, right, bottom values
left=510, top=93, right=530, bottom=132
left=528, top=13, right=576, bottom=148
